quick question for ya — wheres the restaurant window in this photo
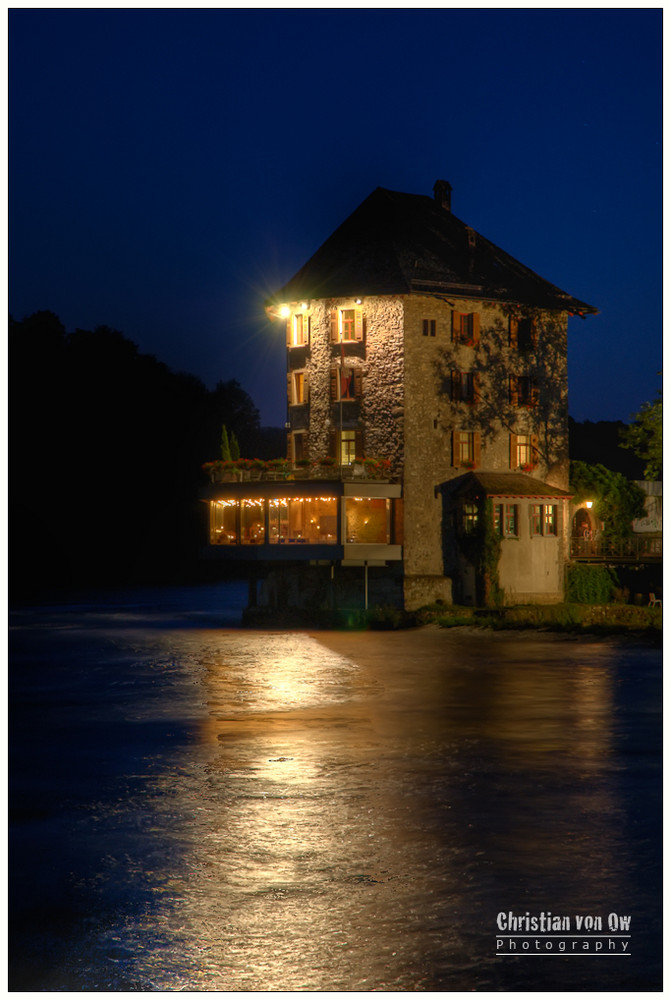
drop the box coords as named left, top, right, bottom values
left=241, top=499, right=265, bottom=544
left=345, top=497, right=391, bottom=543
left=268, top=497, right=338, bottom=544
left=210, top=500, right=238, bottom=545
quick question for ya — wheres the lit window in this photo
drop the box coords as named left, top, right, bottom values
left=462, top=502, right=478, bottom=534
left=268, top=497, right=338, bottom=544
left=210, top=500, right=238, bottom=545
left=454, top=431, right=476, bottom=466
left=530, top=503, right=557, bottom=536
left=331, top=307, right=363, bottom=343
left=422, top=319, right=436, bottom=337
left=514, top=434, right=534, bottom=468
left=288, top=313, right=310, bottom=347
left=345, top=498, right=391, bottom=543
left=241, top=498, right=265, bottom=544
left=494, top=503, right=518, bottom=537
left=340, top=430, right=357, bottom=465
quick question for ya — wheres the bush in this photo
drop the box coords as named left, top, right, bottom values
left=567, top=564, right=618, bottom=604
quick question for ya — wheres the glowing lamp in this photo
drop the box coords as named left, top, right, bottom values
left=585, top=501, right=593, bottom=509
left=279, top=305, right=290, bottom=319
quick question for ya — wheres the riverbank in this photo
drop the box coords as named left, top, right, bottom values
left=242, top=601, right=662, bottom=642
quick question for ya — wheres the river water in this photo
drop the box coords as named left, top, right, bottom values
left=9, top=583, right=662, bottom=991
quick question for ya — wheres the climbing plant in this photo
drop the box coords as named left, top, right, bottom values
left=569, top=461, right=646, bottom=539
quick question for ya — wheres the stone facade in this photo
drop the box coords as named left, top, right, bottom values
left=285, top=291, right=572, bottom=609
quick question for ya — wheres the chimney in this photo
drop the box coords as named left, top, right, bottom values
left=433, top=179, right=452, bottom=212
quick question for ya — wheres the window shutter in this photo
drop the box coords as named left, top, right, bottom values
left=330, top=367, right=338, bottom=400
left=302, top=372, right=309, bottom=403
left=287, top=372, right=293, bottom=405
left=286, top=319, right=293, bottom=347
left=510, top=434, right=518, bottom=469
left=330, top=310, right=339, bottom=343
left=509, top=375, right=518, bottom=406
left=451, top=370, right=460, bottom=401
left=452, top=431, right=460, bottom=468
left=531, top=434, right=540, bottom=466
left=354, top=429, right=364, bottom=458
left=451, top=311, right=459, bottom=342
left=471, top=313, right=480, bottom=345
left=353, top=368, right=363, bottom=397
left=354, top=308, right=364, bottom=342
left=473, top=372, right=480, bottom=403
left=473, top=433, right=481, bottom=468
left=287, top=433, right=293, bottom=464
left=509, top=317, right=518, bottom=349
left=304, top=316, right=310, bottom=346
left=329, top=430, right=338, bottom=460
left=531, top=378, right=539, bottom=408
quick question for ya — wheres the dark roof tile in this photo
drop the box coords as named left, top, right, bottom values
left=268, top=186, right=596, bottom=315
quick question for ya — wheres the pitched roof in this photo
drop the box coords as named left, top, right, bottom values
left=267, top=184, right=597, bottom=315
left=453, top=471, right=573, bottom=499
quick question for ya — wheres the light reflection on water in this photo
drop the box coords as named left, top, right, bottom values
left=9, top=594, right=661, bottom=991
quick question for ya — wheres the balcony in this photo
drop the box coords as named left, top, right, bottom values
left=202, top=458, right=398, bottom=484
left=570, top=536, right=662, bottom=563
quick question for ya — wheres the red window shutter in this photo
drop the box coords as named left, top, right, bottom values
left=510, top=434, right=518, bottom=469
left=354, top=308, right=364, bottom=342
left=354, top=429, right=364, bottom=457
left=330, top=310, right=339, bottom=343
left=353, top=368, right=363, bottom=397
left=330, top=367, right=338, bottom=400
left=509, top=317, right=518, bottom=349
left=451, top=311, right=460, bottom=343
left=473, top=433, right=481, bottom=468
left=471, top=313, right=480, bottom=345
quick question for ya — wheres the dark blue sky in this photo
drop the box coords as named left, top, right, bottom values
left=10, top=9, right=661, bottom=427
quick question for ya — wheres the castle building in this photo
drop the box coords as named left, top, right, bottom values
left=201, top=181, right=596, bottom=609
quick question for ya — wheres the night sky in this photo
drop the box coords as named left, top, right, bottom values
left=10, top=9, right=661, bottom=428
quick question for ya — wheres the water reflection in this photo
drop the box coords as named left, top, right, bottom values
left=9, top=606, right=661, bottom=991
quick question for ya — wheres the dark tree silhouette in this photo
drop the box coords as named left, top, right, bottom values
left=9, top=312, right=270, bottom=598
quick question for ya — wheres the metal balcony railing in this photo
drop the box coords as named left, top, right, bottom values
left=570, top=536, right=662, bottom=562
